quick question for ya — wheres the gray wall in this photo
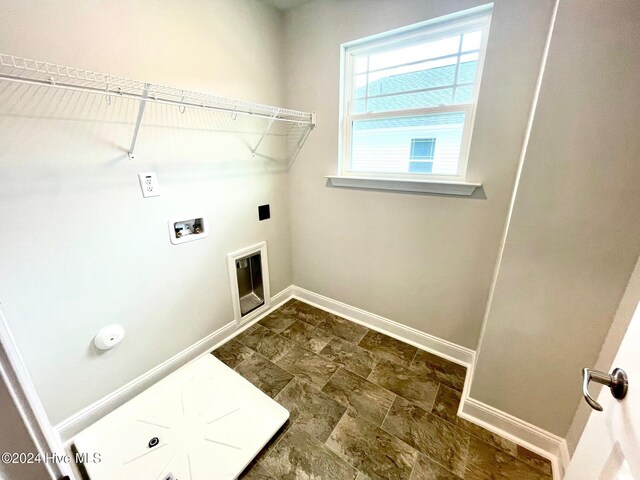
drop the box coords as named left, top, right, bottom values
left=0, top=0, right=292, bottom=425
left=283, top=0, right=554, bottom=349
left=470, top=0, right=640, bottom=436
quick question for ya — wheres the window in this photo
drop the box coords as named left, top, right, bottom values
left=339, top=6, right=491, bottom=183
left=409, top=138, right=436, bottom=173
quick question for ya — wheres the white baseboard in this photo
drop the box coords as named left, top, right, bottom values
left=459, top=396, right=570, bottom=480
left=55, top=286, right=293, bottom=443
left=291, top=286, right=474, bottom=367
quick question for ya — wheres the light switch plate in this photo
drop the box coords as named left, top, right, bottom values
left=138, top=172, right=160, bottom=198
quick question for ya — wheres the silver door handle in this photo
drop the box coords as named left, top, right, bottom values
left=582, top=367, right=628, bottom=412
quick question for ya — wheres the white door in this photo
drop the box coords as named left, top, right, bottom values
left=565, top=300, right=640, bottom=479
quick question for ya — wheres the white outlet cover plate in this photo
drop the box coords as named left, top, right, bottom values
left=73, top=355, right=289, bottom=480
left=138, top=172, right=160, bottom=198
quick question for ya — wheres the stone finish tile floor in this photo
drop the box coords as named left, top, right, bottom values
left=212, top=299, right=553, bottom=480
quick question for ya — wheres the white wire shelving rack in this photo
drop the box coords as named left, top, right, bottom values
left=0, top=53, right=316, bottom=161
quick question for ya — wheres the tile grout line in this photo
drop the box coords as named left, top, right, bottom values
left=249, top=312, right=342, bottom=382
left=320, top=365, right=342, bottom=391
left=259, top=411, right=292, bottom=455
left=356, top=336, right=525, bottom=463
left=256, top=458, right=277, bottom=480
left=230, top=355, right=250, bottom=373
left=460, top=432, right=471, bottom=480
left=379, top=393, right=397, bottom=429
left=273, top=336, right=343, bottom=384
left=341, top=360, right=398, bottom=401
left=431, top=383, right=527, bottom=461
left=322, top=408, right=363, bottom=476
left=407, top=454, right=418, bottom=480
left=240, top=326, right=295, bottom=364
left=376, top=397, right=421, bottom=454
left=374, top=379, right=470, bottom=479
left=429, top=382, right=441, bottom=411
left=267, top=319, right=366, bottom=389
left=317, top=341, right=419, bottom=476
left=225, top=344, right=296, bottom=476
left=280, top=319, right=336, bottom=355
left=235, top=344, right=295, bottom=397
left=408, top=347, right=420, bottom=369
left=365, top=358, right=380, bottom=382
left=422, top=452, right=466, bottom=480
left=426, top=383, right=543, bottom=475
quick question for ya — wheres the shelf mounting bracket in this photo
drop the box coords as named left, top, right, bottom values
left=250, top=111, right=279, bottom=158
left=128, top=83, right=150, bottom=160
left=288, top=123, right=314, bottom=169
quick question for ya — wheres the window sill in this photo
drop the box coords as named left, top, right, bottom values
left=325, top=175, right=481, bottom=196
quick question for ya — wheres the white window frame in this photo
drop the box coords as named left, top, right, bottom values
left=333, top=5, right=492, bottom=194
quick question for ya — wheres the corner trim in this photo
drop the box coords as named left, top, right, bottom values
left=291, top=286, right=474, bottom=366
left=55, top=286, right=293, bottom=443
left=459, top=395, right=570, bottom=480
left=326, top=175, right=480, bottom=196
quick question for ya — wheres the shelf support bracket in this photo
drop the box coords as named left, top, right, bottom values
left=287, top=113, right=316, bottom=168
left=128, top=84, right=150, bottom=160
left=288, top=123, right=314, bottom=169
left=250, top=111, right=279, bottom=157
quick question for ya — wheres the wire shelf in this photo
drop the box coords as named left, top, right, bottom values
left=0, top=54, right=313, bottom=124
left=0, top=53, right=315, bottom=161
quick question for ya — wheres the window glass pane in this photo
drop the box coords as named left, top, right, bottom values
left=365, top=88, right=453, bottom=112
left=350, top=112, right=465, bottom=175
left=366, top=60, right=457, bottom=97
left=409, top=161, right=434, bottom=173
left=457, top=61, right=478, bottom=84
left=454, top=85, right=474, bottom=103
left=367, top=34, right=461, bottom=71
left=462, top=30, right=483, bottom=51
left=410, top=139, right=436, bottom=159
left=351, top=35, right=483, bottom=113
left=366, top=55, right=460, bottom=82
left=354, top=56, right=368, bottom=74
left=457, top=52, right=479, bottom=84
left=354, top=74, right=368, bottom=99
left=353, top=99, right=367, bottom=113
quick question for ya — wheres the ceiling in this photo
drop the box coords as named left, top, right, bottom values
left=258, top=0, right=313, bottom=11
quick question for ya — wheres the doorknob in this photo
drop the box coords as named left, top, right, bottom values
left=582, top=367, right=628, bottom=412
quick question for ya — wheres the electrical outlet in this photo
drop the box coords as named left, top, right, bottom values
left=138, top=172, right=160, bottom=198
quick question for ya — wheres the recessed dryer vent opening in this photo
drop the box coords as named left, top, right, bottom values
left=236, top=254, right=264, bottom=316
left=227, top=242, right=271, bottom=325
